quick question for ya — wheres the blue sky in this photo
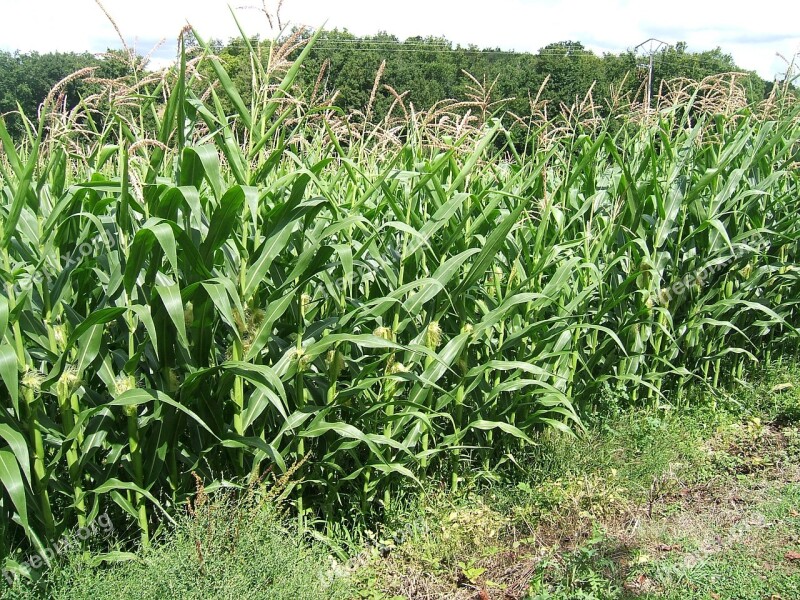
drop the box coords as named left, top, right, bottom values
left=0, top=0, right=798, bottom=79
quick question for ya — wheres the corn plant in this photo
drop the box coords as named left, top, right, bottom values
left=0, top=24, right=799, bottom=558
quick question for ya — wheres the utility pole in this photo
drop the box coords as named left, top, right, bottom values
left=635, top=38, right=670, bottom=111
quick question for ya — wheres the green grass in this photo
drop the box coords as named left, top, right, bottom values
left=2, top=485, right=350, bottom=600
left=637, top=481, right=800, bottom=600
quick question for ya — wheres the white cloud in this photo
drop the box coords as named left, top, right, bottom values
left=0, top=0, right=798, bottom=79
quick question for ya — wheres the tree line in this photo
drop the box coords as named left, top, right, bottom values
left=0, top=30, right=779, bottom=137
left=219, top=30, right=773, bottom=119
left=0, top=49, right=138, bottom=136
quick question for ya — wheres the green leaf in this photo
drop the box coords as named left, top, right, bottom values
left=200, top=185, right=250, bottom=264
left=0, top=449, right=32, bottom=543
left=93, top=478, right=176, bottom=524
left=155, top=283, right=189, bottom=349
left=181, top=145, right=223, bottom=201
left=0, top=343, right=19, bottom=413
left=0, top=423, right=31, bottom=486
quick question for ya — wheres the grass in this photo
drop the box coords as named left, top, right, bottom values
left=2, top=482, right=351, bottom=599
left=634, top=483, right=800, bottom=600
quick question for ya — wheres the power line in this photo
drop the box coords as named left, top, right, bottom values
left=212, top=38, right=595, bottom=56
left=308, top=47, right=595, bottom=56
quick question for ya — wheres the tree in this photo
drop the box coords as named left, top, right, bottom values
left=0, top=49, right=135, bottom=136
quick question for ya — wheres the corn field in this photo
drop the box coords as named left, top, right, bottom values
left=1, top=28, right=799, bottom=555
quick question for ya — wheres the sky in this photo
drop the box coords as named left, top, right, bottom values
left=0, top=0, right=798, bottom=79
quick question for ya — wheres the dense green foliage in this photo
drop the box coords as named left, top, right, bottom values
left=3, top=486, right=349, bottom=599
left=358, top=362, right=800, bottom=598
left=1, top=32, right=773, bottom=140
left=0, top=25, right=799, bottom=583
left=0, top=50, right=133, bottom=137
left=9, top=361, right=799, bottom=598
left=285, top=32, right=769, bottom=116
